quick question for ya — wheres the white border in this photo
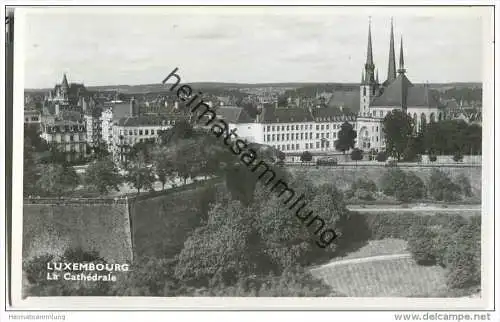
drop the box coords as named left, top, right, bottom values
left=8, top=4, right=496, bottom=311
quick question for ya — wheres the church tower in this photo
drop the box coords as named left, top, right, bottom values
left=61, top=73, right=69, bottom=100
left=359, top=19, right=377, bottom=117
left=386, top=18, right=397, bottom=84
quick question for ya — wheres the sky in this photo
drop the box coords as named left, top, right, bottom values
left=21, top=6, right=488, bottom=88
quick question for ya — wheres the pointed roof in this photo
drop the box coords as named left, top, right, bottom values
left=366, top=21, right=374, bottom=66
left=387, top=18, right=397, bottom=84
left=216, top=106, right=254, bottom=124
left=61, top=73, right=69, bottom=90
left=371, top=73, right=413, bottom=107
left=398, top=36, right=406, bottom=74
left=371, top=75, right=442, bottom=109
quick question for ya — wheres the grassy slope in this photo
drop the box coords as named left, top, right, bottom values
left=129, top=180, right=220, bottom=259
left=311, top=256, right=448, bottom=297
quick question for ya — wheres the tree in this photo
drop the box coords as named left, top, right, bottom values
left=444, top=221, right=481, bottom=289
left=110, top=258, right=182, bottom=296
left=455, top=174, right=473, bottom=198
left=126, top=165, right=155, bottom=194
left=84, top=159, right=122, bottom=194
left=175, top=197, right=264, bottom=285
left=300, top=151, right=313, bottom=162
left=453, top=151, right=464, bottom=163
left=375, top=151, right=387, bottom=162
left=380, top=168, right=425, bottom=202
left=395, top=171, right=425, bottom=202
left=428, top=169, right=461, bottom=201
left=92, top=142, right=110, bottom=160
left=382, top=110, right=414, bottom=161
left=335, top=122, right=357, bottom=155
left=36, top=164, right=79, bottom=197
left=350, top=148, right=363, bottom=164
left=277, top=151, right=286, bottom=162
left=24, top=138, right=39, bottom=196
left=407, top=224, right=439, bottom=265
left=151, top=147, right=175, bottom=191
left=158, top=120, right=194, bottom=145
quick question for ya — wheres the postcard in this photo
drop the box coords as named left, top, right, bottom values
left=7, top=4, right=495, bottom=311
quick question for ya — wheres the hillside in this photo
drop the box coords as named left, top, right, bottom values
left=24, top=82, right=481, bottom=94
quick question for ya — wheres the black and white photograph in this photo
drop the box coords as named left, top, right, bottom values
left=6, top=4, right=495, bottom=313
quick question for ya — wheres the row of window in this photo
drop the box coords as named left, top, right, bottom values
left=271, top=140, right=332, bottom=152
left=46, top=134, right=85, bottom=142
left=24, top=116, right=40, bottom=122
left=118, top=137, right=156, bottom=146
left=264, top=123, right=343, bottom=132
left=264, top=131, right=339, bottom=142
left=120, top=129, right=157, bottom=136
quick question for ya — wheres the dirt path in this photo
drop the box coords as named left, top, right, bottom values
left=347, top=205, right=480, bottom=213
left=310, top=253, right=411, bottom=272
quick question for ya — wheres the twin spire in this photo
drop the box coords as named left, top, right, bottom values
left=363, top=17, right=405, bottom=86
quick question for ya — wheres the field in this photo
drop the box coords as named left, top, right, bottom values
left=310, top=238, right=452, bottom=297
left=311, top=256, right=448, bottom=297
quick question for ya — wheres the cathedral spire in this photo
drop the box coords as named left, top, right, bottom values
left=366, top=18, right=374, bottom=66
left=364, top=17, right=376, bottom=85
left=387, top=18, right=396, bottom=83
left=398, top=36, right=406, bottom=75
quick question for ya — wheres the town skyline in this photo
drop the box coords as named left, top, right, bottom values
left=22, top=7, right=486, bottom=88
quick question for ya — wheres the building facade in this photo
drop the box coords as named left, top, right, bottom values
left=355, top=20, right=445, bottom=151
left=40, top=118, right=87, bottom=162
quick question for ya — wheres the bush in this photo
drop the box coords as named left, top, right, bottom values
left=350, top=148, right=363, bottom=162
left=407, top=224, right=439, bottom=265
left=455, top=174, right=473, bottom=197
left=351, top=178, right=377, bottom=193
left=402, top=146, right=418, bottom=162
left=364, top=213, right=432, bottom=240
left=300, top=151, right=313, bottom=162
left=354, top=188, right=375, bottom=201
left=395, top=171, right=425, bottom=202
left=453, top=151, right=464, bottom=162
left=380, top=169, right=425, bottom=202
left=375, top=151, right=387, bottom=162
left=443, top=220, right=481, bottom=289
left=428, top=169, right=461, bottom=201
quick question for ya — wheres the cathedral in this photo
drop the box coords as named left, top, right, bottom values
left=355, top=20, right=445, bottom=152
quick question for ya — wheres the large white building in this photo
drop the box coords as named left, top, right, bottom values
left=216, top=105, right=356, bottom=154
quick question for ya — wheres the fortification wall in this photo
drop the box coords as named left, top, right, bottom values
left=23, top=199, right=133, bottom=263
left=22, top=179, right=222, bottom=263
left=129, top=179, right=221, bottom=259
